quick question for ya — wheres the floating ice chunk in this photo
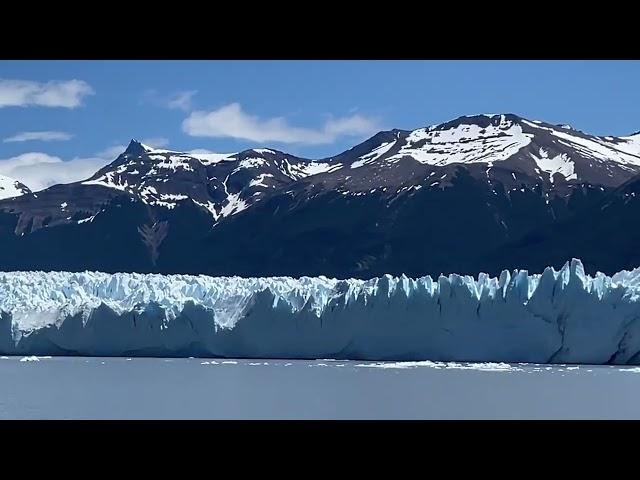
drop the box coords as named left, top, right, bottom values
left=20, top=356, right=40, bottom=362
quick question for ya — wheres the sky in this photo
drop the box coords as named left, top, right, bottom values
left=1, top=60, right=639, bottom=191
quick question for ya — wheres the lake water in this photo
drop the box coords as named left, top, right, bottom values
left=1, top=356, right=639, bottom=419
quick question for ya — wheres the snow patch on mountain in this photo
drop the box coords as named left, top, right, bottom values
left=77, top=214, right=97, bottom=224
left=351, top=141, right=397, bottom=169
left=522, top=120, right=640, bottom=166
left=160, top=194, right=189, bottom=201
left=219, top=192, right=248, bottom=217
left=0, top=174, right=29, bottom=200
left=82, top=173, right=130, bottom=192
left=237, top=157, right=267, bottom=170
left=295, top=162, right=342, bottom=176
left=554, top=131, right=640, bottom=166
left=531, top=149, right=577, bottom=183
left=249, top=173, right=274, bottom=188
left=192, top=199, right=220, bottom=221
left=158, top=156, right=195, bottom=172
left=388, top=116, right=533, bottom=166
left=613, top=134, right=640, bottom=158
left=138, top=142, right=157, bottom=152
left=187, top=152, right=236, bottom=165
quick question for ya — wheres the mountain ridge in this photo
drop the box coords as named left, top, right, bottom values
left=1, top=112, right=639, bottom=278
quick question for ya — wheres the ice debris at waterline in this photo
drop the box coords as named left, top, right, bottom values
left=1, top=259, right=640, bottom=363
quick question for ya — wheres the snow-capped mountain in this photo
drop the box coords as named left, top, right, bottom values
left=0, top=113, right=639, bottom=277
left=0, top=140, right=336, bottom=235
left=0, top=174, right=31, bottom=201
left=82, top=140, right=339, bottom=220
left=311, top=113, right=640, bottom=195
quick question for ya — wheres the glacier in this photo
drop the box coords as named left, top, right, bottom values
left=2, top=259, right=640, bottom=364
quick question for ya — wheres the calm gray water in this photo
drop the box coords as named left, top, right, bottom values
left=1, top=356, right=639, bottom=419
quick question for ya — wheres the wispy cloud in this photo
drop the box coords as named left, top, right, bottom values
left=0, top=79, right=94, bottom=108
left=167, top=91, right=197, bottom=111
left=94, top=144, right=128, bottom=160
left=3, top=131, right=74, bottom=143
left=182, top=103, right=381, bottom=145
left=142, top=89, right=197, bottom=112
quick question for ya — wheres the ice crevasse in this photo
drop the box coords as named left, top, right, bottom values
left=1, top=259, right=640, bottom=364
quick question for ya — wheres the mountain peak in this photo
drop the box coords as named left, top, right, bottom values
left=431, top=113, right=526, bottom=132
left=464, top=113, right=523, bottom=120
left=124, top=139, right=149, bottom=157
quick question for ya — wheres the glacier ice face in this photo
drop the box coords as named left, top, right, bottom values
left=1, top=259, right=640, bottom=363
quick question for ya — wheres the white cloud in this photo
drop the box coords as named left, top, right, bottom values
left=167, top=91, right=197, bottom=111
left=0, top=153, right=106, bottom=191
left=3, top=131, right=74, bottom=143
left=95, top=144, right=127, bottom=160
left=142, top=89, right=197, bottom=112
left=0, top=79, right=94, bottom=108
left=182, top=103, right=381, bottom=145
left=324, top=116, right=382, bottom=138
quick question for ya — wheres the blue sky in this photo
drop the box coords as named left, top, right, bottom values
left=1, top=60, right=639, bottom=190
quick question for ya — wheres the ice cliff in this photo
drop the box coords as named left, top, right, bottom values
left=2, top=259, right=640, bottom=364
